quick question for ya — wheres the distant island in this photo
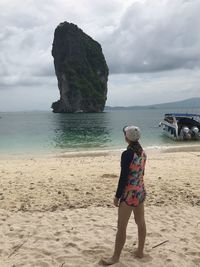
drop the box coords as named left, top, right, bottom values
left=105, top=97, right=200, bottom=111
left=51, top=22, right=109, bottom=113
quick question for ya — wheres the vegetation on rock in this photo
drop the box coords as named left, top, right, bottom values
left=51, top=22, right=109, bottom=113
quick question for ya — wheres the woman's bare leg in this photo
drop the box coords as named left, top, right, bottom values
left=133, top=202, right=146, bottom=258
left=101, top=202, right=133, bottom=265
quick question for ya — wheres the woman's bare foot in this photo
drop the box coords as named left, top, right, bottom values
left=100, top=257, right=119, bottom=265
left=133, top=249, right=144, bottom=258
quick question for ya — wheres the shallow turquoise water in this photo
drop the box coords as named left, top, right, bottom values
left=0, top=109, right=200, bottom=155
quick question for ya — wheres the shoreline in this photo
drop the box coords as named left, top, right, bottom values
left=1, top=143, right=200, bottom=160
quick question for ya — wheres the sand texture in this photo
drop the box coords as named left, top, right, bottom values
left=0, top=149, right=200, bottom=266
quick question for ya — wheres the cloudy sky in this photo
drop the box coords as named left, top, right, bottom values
left=0, top=0, right=200, bottom=111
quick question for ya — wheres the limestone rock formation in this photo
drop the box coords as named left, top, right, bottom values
left=51, top=22, right=109, bottom=113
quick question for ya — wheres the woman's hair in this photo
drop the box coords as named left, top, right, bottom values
left=128, top=141, right=143, bottom=156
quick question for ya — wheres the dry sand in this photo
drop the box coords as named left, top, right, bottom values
left=0, top=148, right=200, bottom=266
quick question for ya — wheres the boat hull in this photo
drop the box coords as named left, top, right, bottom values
left=159, top=113, right=200, bottom=141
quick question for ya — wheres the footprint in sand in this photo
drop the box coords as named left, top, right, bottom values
left=56, top=255, right=72, bottom=263
left=180, top=237, right=188, bottom=242
left=82, top=248, right=105, bottom=256
left=160, top=228, right=167, bottom=232
left=193, top=258, right=200, bottom=266
left=147, top=232, right=162, bottom=238
left=64, top=242, right=78, bottom=248
left=32, top=261, right=50, bottom=267
left=185, top=251, right=200, bottom=257
left=193, top=235, right=200, bottom=242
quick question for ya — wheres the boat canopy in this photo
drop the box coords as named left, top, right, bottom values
left=165, top=113, right=200, bottom=117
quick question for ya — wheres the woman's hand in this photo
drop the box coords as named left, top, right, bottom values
left=113, top=197, right=120, bottom=207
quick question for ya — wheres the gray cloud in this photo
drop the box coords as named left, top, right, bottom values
left=107, top=69, right=200, bottom=106
left=0, top=0, right=200, bottom=110
left=103, top=0, right=200, bottom=73
left=1, top=0, right=199, bottom=81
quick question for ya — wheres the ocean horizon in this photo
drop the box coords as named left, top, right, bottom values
left=0, top=108, right=200, bottom=156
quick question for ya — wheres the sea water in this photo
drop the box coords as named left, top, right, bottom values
left=0, top=108, right=200, bottom=155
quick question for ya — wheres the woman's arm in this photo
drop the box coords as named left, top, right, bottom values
left=115, top=150, right=133, bottom=199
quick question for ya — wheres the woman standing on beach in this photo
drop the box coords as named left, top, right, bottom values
left=101, top=125, right=147, bottom=265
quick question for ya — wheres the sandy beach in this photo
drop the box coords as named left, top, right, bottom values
left=0, top=148, right=200, bottom=267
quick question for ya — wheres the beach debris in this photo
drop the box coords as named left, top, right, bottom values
left=195, top=200, right=200, bottom=206
left=8, top=237, right=30, bottom=258
left=155, top=200, right=165, bottom=205
left=152, top=240, right=169, bottom=249
left=50, top=205, right=58, bottom=212
left=29, top=187, right=34, bottom=190
left=101, top=173, right=118, bottom=178
left=184, top=182, right=190, bottom=186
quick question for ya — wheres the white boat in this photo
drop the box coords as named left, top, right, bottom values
left=159, top=113, right=200, bottom=141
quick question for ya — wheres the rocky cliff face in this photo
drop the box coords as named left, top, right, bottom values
left=51, top=22, right=109, bottom=113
